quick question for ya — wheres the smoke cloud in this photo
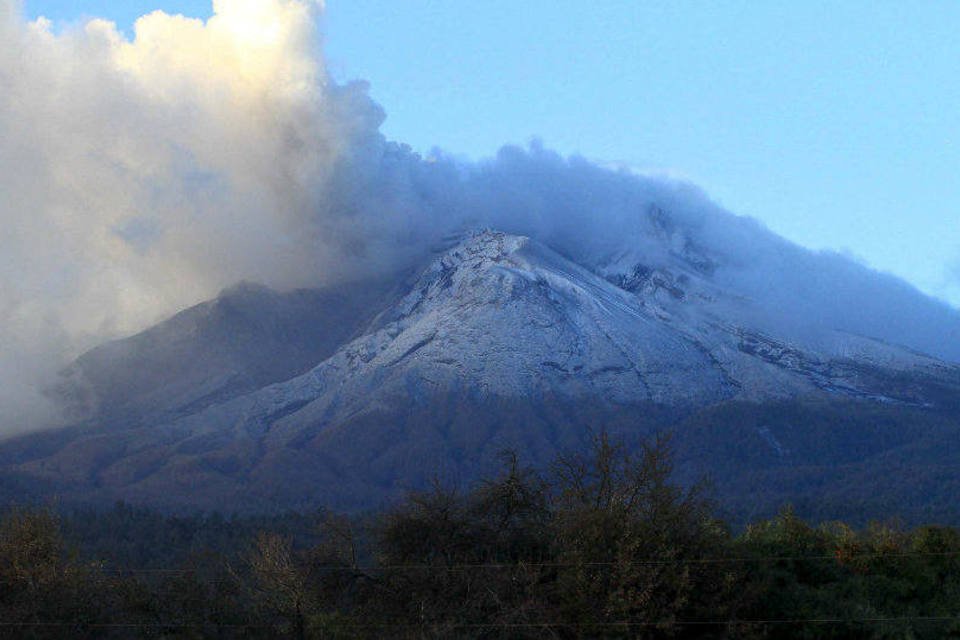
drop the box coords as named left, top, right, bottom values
left=1, top=0, right=958, bottom=434
left=0, top=0, right=392, bottom=432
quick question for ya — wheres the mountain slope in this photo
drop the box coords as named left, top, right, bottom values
left=4, top=229, right=960, bottom=517
left=50, top=278, right=402, bottom=427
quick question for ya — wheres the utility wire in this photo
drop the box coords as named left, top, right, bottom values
left=95, top=548, right=960, bottom=574
left=0, top=616, right=957, bottom=630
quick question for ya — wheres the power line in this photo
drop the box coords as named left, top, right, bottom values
left=0, top=616, right=957, bottom=630
left=0, top=622, right=274, bottom=629
left=96, top=548, right=960, bottom=574
left=346, top=616, right=960, bottom=629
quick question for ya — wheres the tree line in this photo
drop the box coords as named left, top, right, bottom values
left=2, top=433, right=960, bottom=638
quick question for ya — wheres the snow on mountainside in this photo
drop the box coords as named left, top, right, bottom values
left=262, top=228, right=954, bottom=413
left=3, top=224, right=960, bottom=514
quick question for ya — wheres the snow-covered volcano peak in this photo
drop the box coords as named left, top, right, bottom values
left=13, top=225, right=960, bottom=512
left=237, top=227, right=959, bottom=429
left=440, top=229, right=529, bottom=265
left=417, top=229, right=533, bottom=295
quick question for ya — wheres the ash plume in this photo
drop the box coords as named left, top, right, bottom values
left=0, top=0, right=957, bottom=434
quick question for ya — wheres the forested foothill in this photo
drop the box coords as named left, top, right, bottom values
left=2, top=434, right=960, bottom=639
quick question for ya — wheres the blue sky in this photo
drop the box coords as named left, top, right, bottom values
left=24, top=0, right=960, bottom=307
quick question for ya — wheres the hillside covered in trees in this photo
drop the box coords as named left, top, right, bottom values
left=3, top=434, right=960, bottom=639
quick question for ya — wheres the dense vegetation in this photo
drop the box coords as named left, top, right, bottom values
left=3, top=434, right=960, bottom=638
left=668, top=398, right=960, bottom=527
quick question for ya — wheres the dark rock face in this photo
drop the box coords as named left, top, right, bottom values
left=49, top=279, right=401, bottom=427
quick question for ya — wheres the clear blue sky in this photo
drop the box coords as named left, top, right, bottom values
left=24, top=0, right=960, bottom=307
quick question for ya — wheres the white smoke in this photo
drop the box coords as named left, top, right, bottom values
left=1, top=0, right=958, bottom=434
left=0, top=0, right=386, bottom=432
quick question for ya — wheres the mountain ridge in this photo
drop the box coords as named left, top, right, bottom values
left=3, top=223, right=960, bottom=520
